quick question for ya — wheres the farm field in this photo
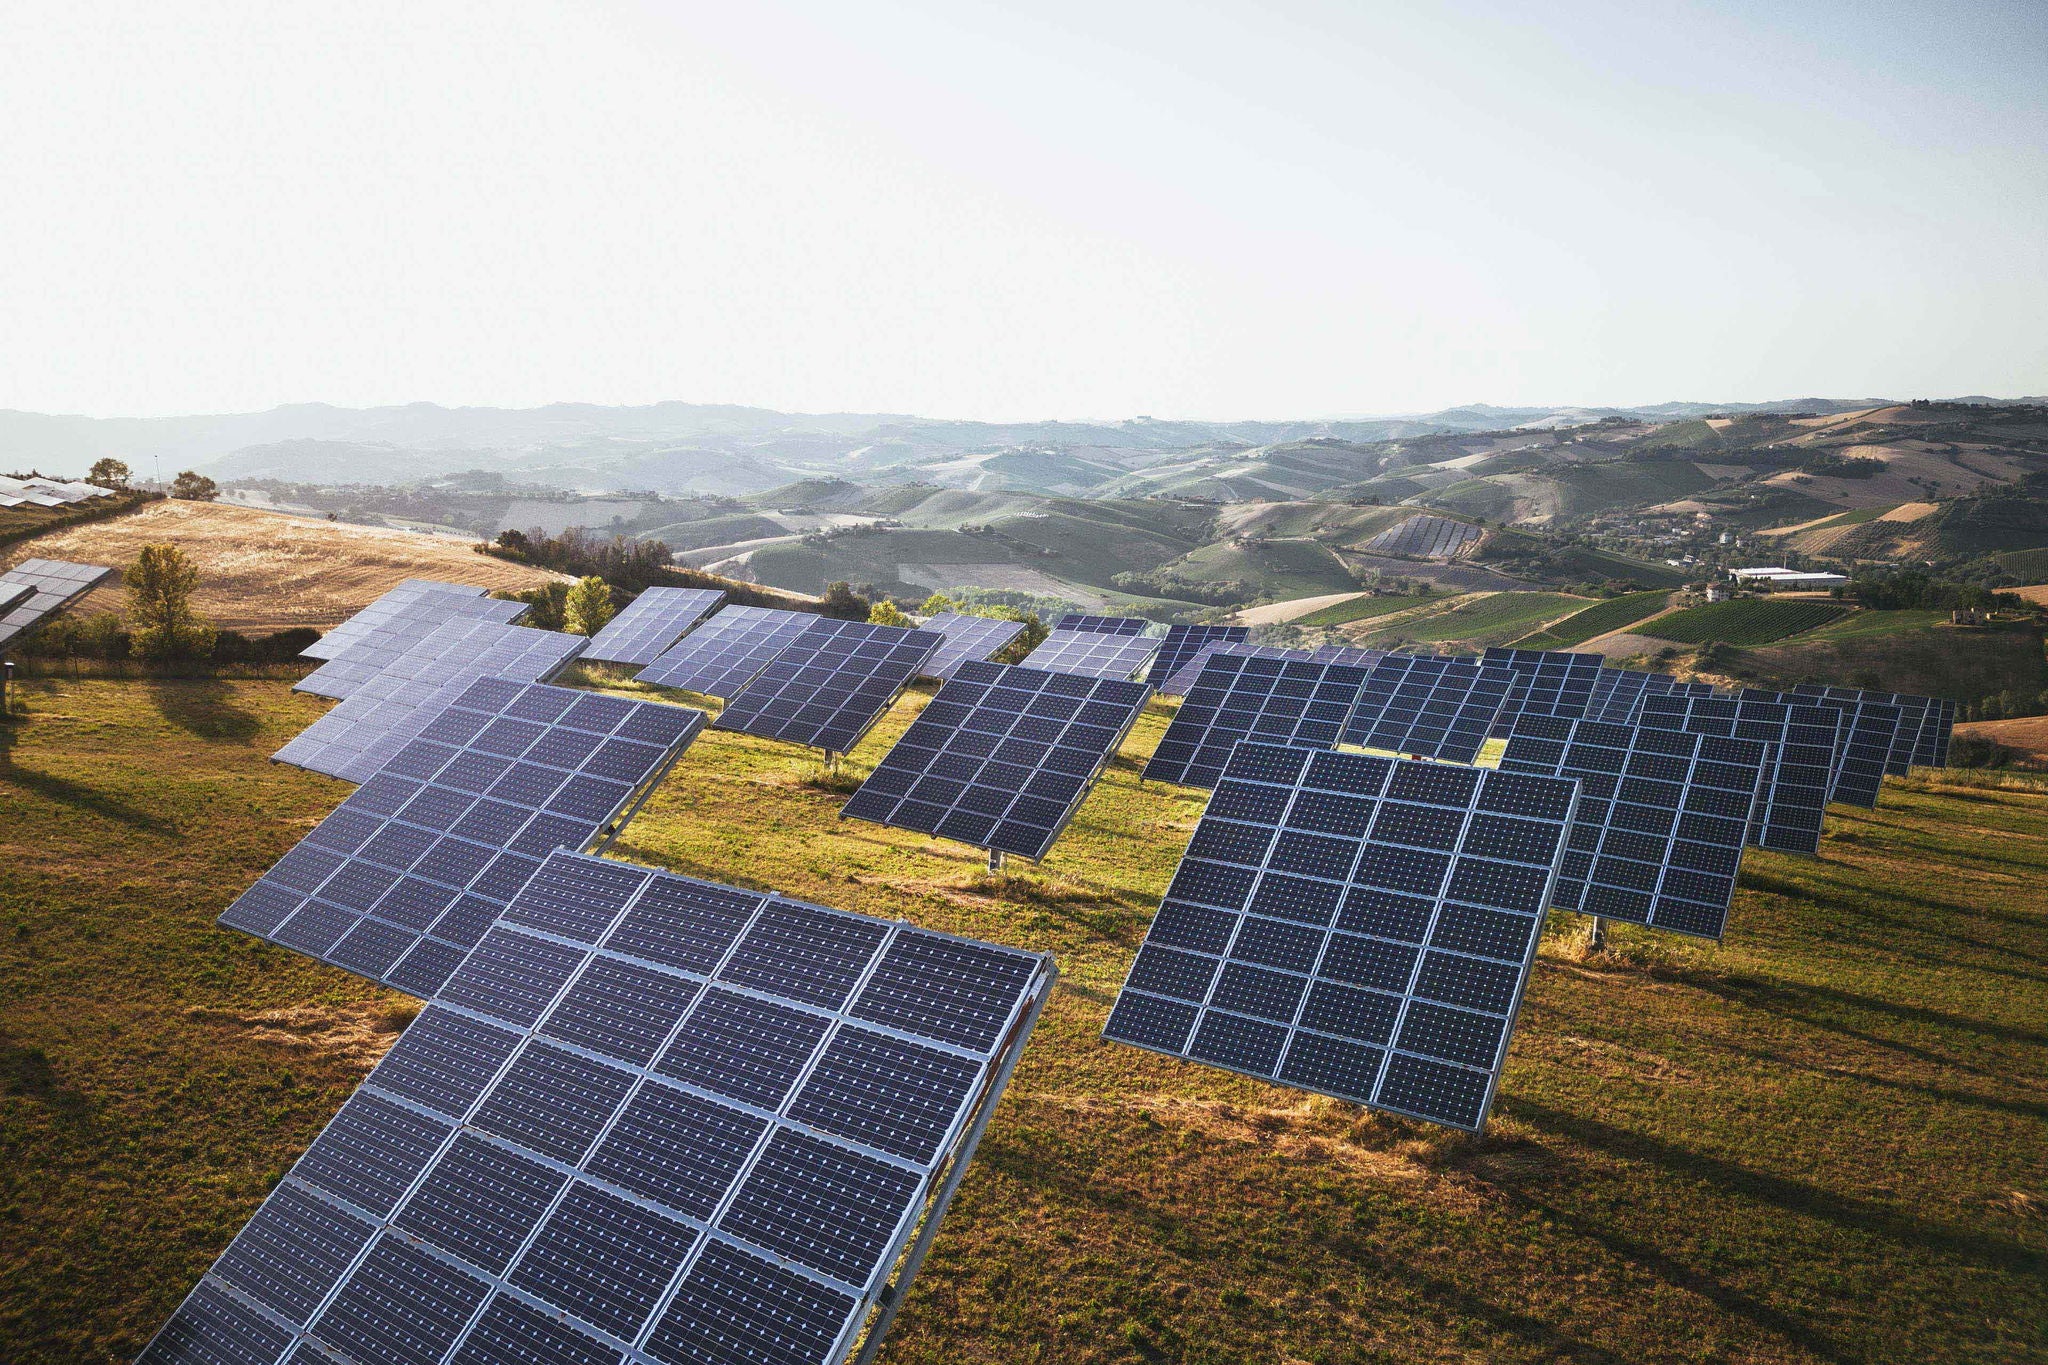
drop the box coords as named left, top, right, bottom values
left=1641, top=599, right=1850, bottom=646
left=1291, top=591, right=1443, bottom=627
left=1368, top=590, right=1591, bottom=647
left=1798, top=609, right=1950, bottom=642
left=8, top=674, right=2042, bottom=1363
left=1512, top=590, right=1674, bottom=648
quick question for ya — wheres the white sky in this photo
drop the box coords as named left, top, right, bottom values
left=3, top=0, right=2044, bottom=420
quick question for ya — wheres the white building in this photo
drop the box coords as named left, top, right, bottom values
left=1729, top=566, right=1849, bottom=589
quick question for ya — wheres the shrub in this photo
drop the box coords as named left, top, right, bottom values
left=563, top=576, right=616, bottom=635
left=126, top=543, right=217, bottom=661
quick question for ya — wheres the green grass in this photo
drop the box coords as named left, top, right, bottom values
left=1514, top=589, right=1674, bottom=648
left=1293, top=592, right=1441, bottom=627
left=1375, top=590, right=1590, bottom=647
left=1642, top=599, right=1850, bottom=646
left=1156, top=538, right=1359, bottom=597
left=4, top=676, right=2048, bottom=1364
left=1800, top=608, right=1949, bottom=641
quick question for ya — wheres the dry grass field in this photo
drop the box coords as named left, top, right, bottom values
left=0, top=500, right=567, bottom=632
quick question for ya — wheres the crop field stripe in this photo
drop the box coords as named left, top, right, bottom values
left=1512, top=590, right=1675, bottom=649
left=1641, top=599, right=1851, bottom=646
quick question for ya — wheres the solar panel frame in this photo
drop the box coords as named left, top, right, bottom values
left=636, top=605, right=820, bottom=698
left=0, top=557, right=113, bottom=648
left=1049, top=613, right=1150, bottom=636
left=301, top=579, right=492, bottom=660
left=580, top=587, right=727, bottom=667
left=1103, top=742, right=1579, bottom=1132
left=714, top=619, right=943, bottom=754
left=295, top=597, right=533, bottom=701
left=1021, top=629, right=1161, bottom=680
left=1497, top=713, right=1768, bottom=939
left=1339, top=654, right=1516, bottom=763
left=1148, top=624, right=1250, bottom=688
left=842, top=660, right=1152, bottom=860
left=225, top=679, right=706, bottom=997
left=1637, top=693, right=1844, bottom=856
left=918, top=613, right=1028, bottom=680
left=277, top=619, right=590, bottom=782
left=1143, top=651, right=1374, bottom=789
left=159, top=850, right=1056, bottom=1365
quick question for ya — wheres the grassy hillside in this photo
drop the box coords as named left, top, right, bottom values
left=1513, top=589, right=1674, bottom=648
left=1739, top=621, right=2047, bottom=705
left=1370, top=590, right=1591, bottom=648
left=1643, top=600, right=1849, bottom=646
left=1294, top=592, right=1442, bottom=627
left=1153, top=538, right=1358, bottom=597
left=2, top=675, right=2045, bottom=1364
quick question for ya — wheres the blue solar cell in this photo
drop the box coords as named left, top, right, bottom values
left=714, top=618, right=942, bottom=753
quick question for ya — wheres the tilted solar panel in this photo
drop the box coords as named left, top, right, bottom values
left=225, top=679, right=704, bottom=997
left=1148, top=623, right=1250, bottom=688
left=295, top=596, right=532, bottom=700
left=1497, top=714, right=1768, bottom=939
left=0, top=557, right=113, bottom=648
left=715, top=619, right=942, bottom=754
left=1792, top=683, right=1938, bottom=777
left=1637, top=693, right=1843, bottom=856
left=1050, top=613, right=1150, bottom=636
left=1361, top=514, right=1484, bottom=560
left=277, top=619, right=589, bottom=782
left=1340, top=654, right=1516, bottom=763
left=581, top=587, right=727, bottom=667
left=158, top=849, right=1053, bottom=1365
left=1156, top=642, right=1384, bottom=696
left=0, top=581, right=31, bottom=612
left=302, top=579, right=490, bottom=661
left=1930, top=699, right=1956, bottom=767
left=1021, top=629, right=1161, bottom=680
left=1103, top=742, right=1579, bottom=1131
left=1481, top=647, right=1606, bottom=735
left=919, top=613, right=1028, bottom=680
left=1143, top=651, right=1374, bottom=790
left=1745, top=687, right=1899, bottom=809
left=637, top=605, right=818, bottom=698
left=842, top=660, right=1151, bottom=860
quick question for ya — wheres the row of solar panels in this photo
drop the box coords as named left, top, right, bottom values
left=0, top=557, right=115, bottom=648
left=0, top=474, right=117, bottom=508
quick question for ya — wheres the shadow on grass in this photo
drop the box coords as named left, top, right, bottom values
left=0, top=1037, right=93, bottom=1122
left=142, top=675, right=263, bottom=742
left=1685, top=971, right=2048, bottom=1051
left=0, top=745, right=182, bottom=839
left=1714, top=1038, right=2048, bottom=1123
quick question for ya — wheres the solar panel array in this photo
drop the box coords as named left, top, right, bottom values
left=1361, top=514, right=1484, bottom=560
left=1021, top=628, right=1161, bottom=680
left=302, top=580, right=493, bottom=661
left=296, top=596, right=532, bottom=700
left=0, top=558, right=113, bottom=648
left=1156, top=642, right=1385, bottom=696
left=581, top=588, right=727, bottom=667
left=1144, top=652, right=1374, bottom=790
left=227, top=680, right=704, bottom=996
left=1637, top=693, right=1843, bottom=856
left=1050, top=613, right=1150, bottom=636
left=918, top=612, right=1028, bottom=680
left=1752, top=687, right=1899, bottom=808
left=843, top=661, right=1151, bottom=860
left=1792, top=683, right=1945, bottom=775
left=278, top=620, right=590, bottom=783
left=1929, top=698, right=1956, bottom=767
left=1497, top=714, right=1767, bottom=939
left=715, top=619, right=943, bottom=754
left=1148, top=623, right=1250, bottom=689
left=1340, top=654, right=1516, bottom=763
left=637, top=606, right=819, bottom=698
left=157, top=850, right=1053, bottom=1365
left=1103, top=742, right=1578, bottom=1131
left=1482, top=648, right=1606, bottom=734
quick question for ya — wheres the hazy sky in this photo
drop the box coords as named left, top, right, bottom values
left=4, top=0, right=2044, bottom=420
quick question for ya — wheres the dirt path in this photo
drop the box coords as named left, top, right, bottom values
left=1231, top=591, right=1367, bottom=625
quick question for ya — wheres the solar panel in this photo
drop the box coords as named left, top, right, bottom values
left=1339, top=654, right=1516, bottom=763
left=278, top=619, right=589, bottom=782
left=1021, top=629, right=1160, bottom=680
left=0, top=558, right=113, bottom=648
left=917, top=612, right=1028, bottom=680
left=1481, top=647, right=1606, bottom=735
left=714, top=619, right=942, bottom=754
left=1360, top=514, right=1484, bottom=559
left=1050, top=613, right=1150, bottom=636
left=225, top=679, right=704, bottom=997
left=1496, top=714, right=1768, bottom=939
left=302, top=579, right=492, bottom=661
left=1144, top=652, right=1374, bottom=789
left=580, top=587, right=727, bottom=667
left=295, top=596, right=533, bottom=701
left=1745, top=687, right=1899, bottom=809
left=842, top=660, right=1152, bottom=860
left=0, top=580, right=31, bottom=612
left=637, top=606, right=818, bottom=698
left=156, top=849, right=1054, bottom=1365
left=1155, top=642, right=1385, bottom=696
left=1930, top=698, right=1956, bottom=767
left=1637, top=693, right=1843, bottom=856
left=1103, top=742, right=1578, bottom=1131
left=1792, top=683, right=1943, bottom=776
left=1148, top=624, right=1250, bottom=687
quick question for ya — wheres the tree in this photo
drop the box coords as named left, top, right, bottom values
left=496, top=583, right=567, bottom=631
left=86, top=458, right=131, bottom=490
left=867, top=600, right=913, bottom=627
left=918, top=592, right=958, bottom=615
left=170, top=470, right=219, bottom=501
left=819, top=581, right=870, bottom=620
left=563, top=576, right=616, bottom=635
left=126, top=543, right=217, bottom=661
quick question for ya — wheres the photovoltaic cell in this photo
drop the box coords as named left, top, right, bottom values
left=1103, top=742, right=1578, bottom=1131
left=918, top=613, right=1027, bottom=680
left=842, top=659, right=1151, bottom=860
left=0, top=557, right=113, bottom=648
left=1929, top=698, right=1956, bottom=767
left=295, top=596, right=532, bottom=700
left=277, top=619, right=590, bottom=782
left=1021, top=629, right=1160, bottom=680
left=1148, top=624, right=1250, bottom=688
left=223, top=679, right=704, bottom=997
left=1156, top=642, right=1384, bottom=697
left=636, top=606, right=818, bottom=698
left=581, top=588, right=727, bottom=667
left=715, top=619, right=941, bottom=753
left=152, top=849, right=1054, bottom=1365
left=1748, top=687, right=1899, bottom=809
left=1144, top=651, right=1374, bottom=789
left=1792, top=683, right=1943, bottom=775
left=302, top=579, right=490, bottom=660
left=1637, top=693, right=1844, bottom=856
left=1049, top=613, right=1150, bottom=636
left=1496, top=714, right=1767, bottom=939
left=1481, top=647, right=1607, bottom=735
left=1340, top=654, right=1515, bottom=763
